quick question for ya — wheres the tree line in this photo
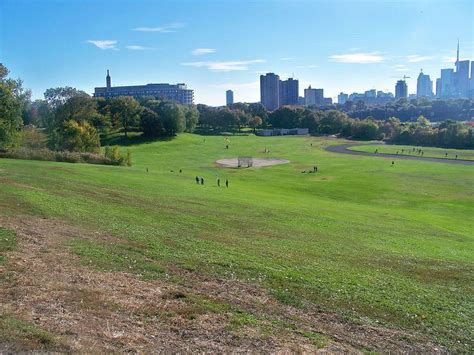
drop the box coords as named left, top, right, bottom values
left=1, top=63, right=473, bottom=154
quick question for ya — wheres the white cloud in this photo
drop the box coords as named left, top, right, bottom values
left=393, top=64, right=409, bottom=72
left=329, top=52, right=385, bottom=64
left=209, top=81, right=259, bottom=90
left=181, top=59, right=265, bottom=72
left=296, top=64, right=318, bottom=69
left=406, top=55, right=433, bottom=63
left=126, top=45, right=154, bottom=50
left=443, top=56, right=456, bottom=63
left=192, top=48, right=216, bottom=56
left=87, top=40, right=117, bottom=50
left=133, top=22, right=184, bottom=33
left=280, top=57, right=295, bottom=61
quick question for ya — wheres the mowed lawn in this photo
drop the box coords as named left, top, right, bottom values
left=350, top=143, right=474, bottom=161
left=0, top=134, right=473, bottom=351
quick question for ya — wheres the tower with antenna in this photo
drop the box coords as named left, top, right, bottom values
left=106, top=70, right=111, bottom=91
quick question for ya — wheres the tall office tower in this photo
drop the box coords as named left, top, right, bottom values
left=455, top=60, right=470, bottom=97
left=304, top=86, right=316, bottom=106
left=395, top=80, right=408, bottom=99
left=337, top=92, right=348, bottom=104
left=436, top=78, right=442, bottom=98
left=106, top=70, right=111, bottom=91
left=226, top=90, right=234, bottom=106
left=416, top=69, right=433, bottom=97
left=440, top=68, right=455, bottom=98
left=279, top=78, right=299, bottom=105
left=260, top=73, right=280, bottom=110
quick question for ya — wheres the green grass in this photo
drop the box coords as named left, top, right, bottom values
left=0, top=133, right=473, bottom=351
left=0, top=315, right=66, bottom=350
left=350, top=144, right=474, bottom=161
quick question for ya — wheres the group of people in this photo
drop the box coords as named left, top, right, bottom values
left=302, top=166, right=318, bottom=174
left=196, top=176, right=229, bottom=188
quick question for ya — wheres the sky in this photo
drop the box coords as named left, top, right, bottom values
left=1, top=0, right=473, bottom=106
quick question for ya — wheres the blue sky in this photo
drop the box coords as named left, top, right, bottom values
left=1, top=0, right=473, bottom=105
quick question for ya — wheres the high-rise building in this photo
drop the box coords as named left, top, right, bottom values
left=436, top=78, right=442, bottom=98
left=304, top=86, right=316, bottom=106
left=337, top=92, right=348, bottom=104
left=439, top=68, right=455, bottom=98
left=455, top=60, right=470, bottom=97
left=395, top=80, right=408, bottom=99
left=416, top=69, right=433, bottom=97
left=226, top=90, right=234, bottom=106
left=93, top=71, right=194, bottom=104
left=260, top=73, right=280, bottom=111
left=279, top=78, right=299, bottom=105
left=436, top=41, right=472, bottom=99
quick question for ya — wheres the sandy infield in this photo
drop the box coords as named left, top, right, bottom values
left=216, top=157, right=290, bottom=168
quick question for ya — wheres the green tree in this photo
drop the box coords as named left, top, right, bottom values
left=0, top=64, right=24, bottom=150
left=49, top=120, right=100, bottom=152
left=140, top=108, right=163, bottom=137
left=182, top=105, right=199, bottom=132
left=109, top=96, right=142, bottom=137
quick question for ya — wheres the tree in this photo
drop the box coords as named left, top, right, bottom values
left=49, top=120, right=100, bottom=153
left=140, top=108, right=163, bottom=137
left=182, top=105, right=199, bottom=132
left=108, top=96, right=142, bottom=137
left=249, top=116, right=263, bottom=133
left=156, top=101, right=185, bottom=135
left=0, top=64, right=24, bottom=150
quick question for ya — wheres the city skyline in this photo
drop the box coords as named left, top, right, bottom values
left=1, top=0, right=473, bottom=105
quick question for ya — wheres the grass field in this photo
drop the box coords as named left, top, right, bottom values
left=0, top=134, right=473, bottom=352
left=350, top=143, right=474, bottom=161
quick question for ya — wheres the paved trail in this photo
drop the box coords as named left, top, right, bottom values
left=326, top=144, right=474, bottom=166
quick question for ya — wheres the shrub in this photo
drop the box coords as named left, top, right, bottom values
left=0, top=147, right=131, bottom=166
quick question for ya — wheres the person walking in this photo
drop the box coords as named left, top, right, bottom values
left=201, top=177, right=204, bottom=185
left=196, top=176, right=200, bottom=184
left=225, top=179, right=229, bottom=188
left=217, top=178, right=220, bottom=187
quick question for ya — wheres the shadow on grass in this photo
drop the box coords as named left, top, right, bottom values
left=194, top=127, right=251, bottom=136
left=101, top=133, right=175, bottom=147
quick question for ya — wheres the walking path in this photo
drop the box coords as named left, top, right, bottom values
left=325, top=143, right=474, bottom=166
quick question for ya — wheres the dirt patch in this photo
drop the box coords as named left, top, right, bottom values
left=0, top=216, right=444, bottom=352
left=216, top=157, right=290, bottom=168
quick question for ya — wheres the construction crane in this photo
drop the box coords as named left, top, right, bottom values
left=401, top=75, right=410, bottom=81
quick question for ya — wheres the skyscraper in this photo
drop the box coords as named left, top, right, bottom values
left=416, top=69, right=433, bottom=97
left=279, top=78, right=299, bottom=106
left=436, top=41, right=472, bottom=99
left=304, top=86, right=325, bottom=106
left=226, top=90, right=234, bottom=106
left=260, top=73, right=280, bottom=111
left=395, top=80, right=408, bottom=99
left=337, top=92, right=348, bottom=105
left=440, top=68, right=455, bottom=97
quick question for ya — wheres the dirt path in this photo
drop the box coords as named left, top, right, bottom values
left=0, top=216, right=444, bottom=352
left=326, top=144, right=474, bottom=166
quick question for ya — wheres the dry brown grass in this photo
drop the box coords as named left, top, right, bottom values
left=0, top=216, right=444, bottom=353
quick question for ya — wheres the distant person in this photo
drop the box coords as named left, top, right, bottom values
left=391, top=161, right=395, bottom=166
left=421, top=151, right=424, bottom=156
left=146, top=167, right=149, bottom=173
left=201, top=177, right=204, bottom=185
left=196, top=176, right=200, bottom=184
left=456, top=154, right=458, bottom=159
left=226, top=144, right=229, bottom=149
left=310, top=143, right=313, bottom=147
left=445, top=152, right=448, bottom=157
left=396, top=151, right=399, bottom=155
left=179, top=169, right=182, bottom=173
left=225, top=179, right=229, bottom=188
left=315, top=166, right=318, bottom=172
left=170, top=170, right=174, bottom=173
left=217, top=178, right=220, bottom=187
left=401, top=149, right=404, bottom=153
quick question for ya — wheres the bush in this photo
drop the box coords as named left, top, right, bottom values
left=48, top=120, right=100, bottom=153
left=0, top=147, right=131, bottom=166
